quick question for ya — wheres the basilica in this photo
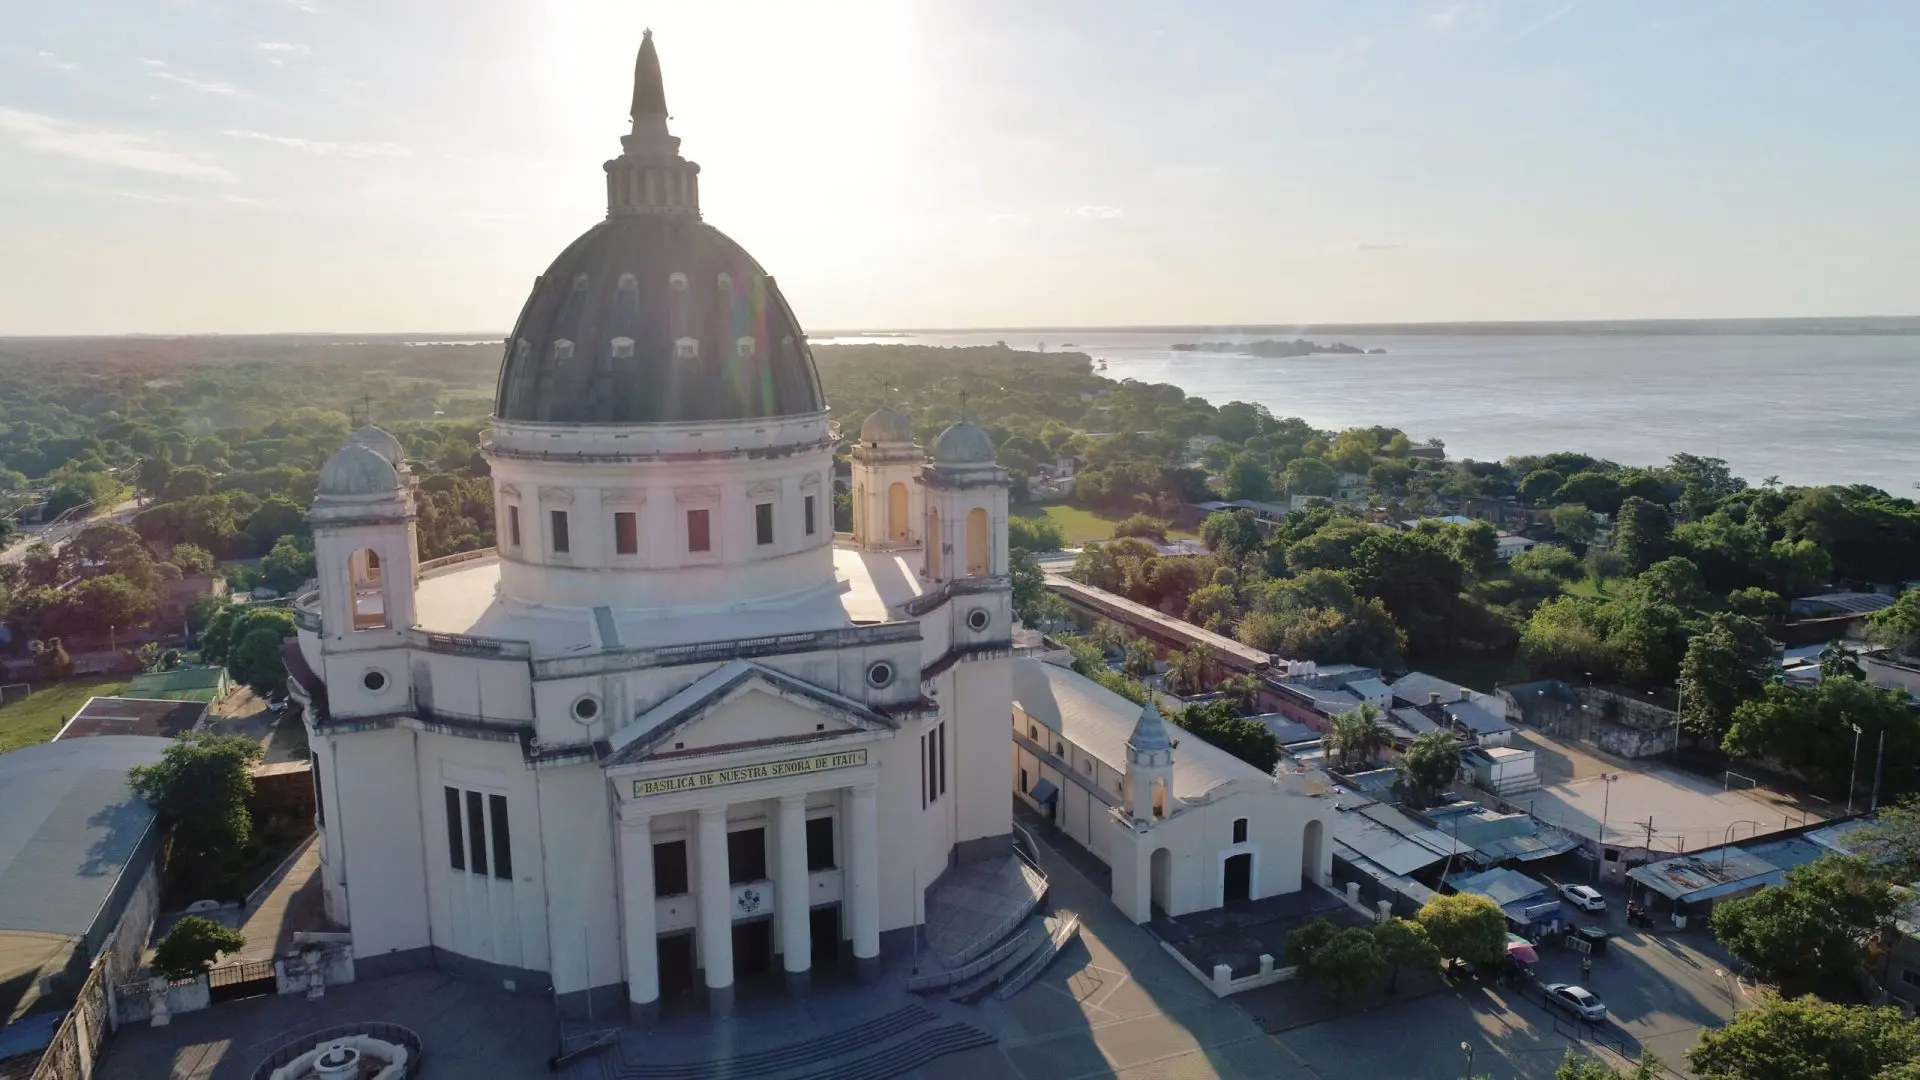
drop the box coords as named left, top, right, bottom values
left=287, top=33, right=1013, bottom=1021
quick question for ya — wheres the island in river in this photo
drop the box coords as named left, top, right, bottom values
left=1171, top=338, right=1386, bottom=357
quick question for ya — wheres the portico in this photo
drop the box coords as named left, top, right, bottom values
left=614, top=742, right=886, bottom=1020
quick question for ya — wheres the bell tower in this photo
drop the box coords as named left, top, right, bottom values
left=309, top=428, right=419, bottom=650
left=849, top=409, right=923, bottom=552
left=1124, top=700, right=1175, bottom=825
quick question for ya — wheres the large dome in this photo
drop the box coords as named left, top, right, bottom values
left=494, top=216, right=821, bottom=424
left=491, top=31, right=824, bottom=427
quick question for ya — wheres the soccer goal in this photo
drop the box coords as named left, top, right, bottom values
left=0, top=683, right=29, bottom=707
left=1724, top=771, right=1758, bottom=792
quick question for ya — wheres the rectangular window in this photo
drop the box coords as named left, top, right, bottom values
left=654, top=840, right=689, bottom=897
left=614, top=511, right=638, bottom=555
left=507, top=505, right=521, bottom=548
left=550, top=509, right=570, bottom=554
left=938, top=722, right=947, bottom=797
left=444, top=786, right=464, bottom=871
left=755, top=502, right=774, bottom=546
left=312, top=754, right=325, bottom=827
left=687, top=508, right=711, bottom=553
left=465, top=789, right=488, bottom=876
left=1903, top=968, right=1920, bottom=989
left=805, top=816, right=836, bottom=871
left=727, top=827, right=767, bottom=884
left=1020, top=768, right=1029, bottom=794
left=1232, top=818, right=1249, bottom=844
left=489, top=794, right=512, bottom=880
left=803, top=495, right=817, bottom=536
left=925, top=729, right=939, bottom=806
left=920, top=734, right=929, bottom=809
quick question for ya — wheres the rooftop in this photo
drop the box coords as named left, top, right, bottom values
left=1626, top=835, right=1829, bottom=903
left=1446, top=867, right=1561, bottom=922
left=410, top=547, right=926, bottom=657
left=1042, top=574, right=1272, bottom=670
left=54, top=696, right=205, bottom=741
left=0, top=736, right=170, bottom=1023
left=1011, top=659, right=1271, bottom=803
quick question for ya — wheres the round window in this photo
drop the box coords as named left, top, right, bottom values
left=362, top=670, right=388, bottom=693
left=572, top=696, right=600, bottom=722
left=866, top=661, right=894, bottom=689
left=967, top=608, right=991, bottom=632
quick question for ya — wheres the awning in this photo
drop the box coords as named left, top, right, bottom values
left=1030, top=778, right=1060, bottom=806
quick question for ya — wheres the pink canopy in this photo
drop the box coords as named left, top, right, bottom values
left=1507, top=941, right=1540, bottom=965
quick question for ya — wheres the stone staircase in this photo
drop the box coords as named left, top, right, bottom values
left=995, top=912, right=1080, bottom=1001
left=608, top=1003, right=993, bottom=1080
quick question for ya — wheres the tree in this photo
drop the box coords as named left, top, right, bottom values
left=1284, top=917, right=1340, bottom=970
left=1281, top=456, right=1336, bottom=498
left=1008, top=514, right=1065, bottom=555
left=1868, top=589, right=1920, bottom=657
left=258, top=535, right=315, bottom=594
left=1201, top=510, right=1264, bottom=564
left=1724, top=678, right=1919, bottom=798
left=1305, top=926, right=1388, bottom=1002
left=1850, top=796, right=1920, bottom=884
left=1820, top=640, right=1866, bottom=682
left=1218, top=671, right=1262, bottom=713
left=168, top=542, right=215, bottom=576
left=161, top=466, right=215, bottom=501
left=1112, top=514, right=1170, bottom=542
left=1010, top=550, right=1067, bottom=626
left=1223, top=454, right=1273, bottom=501
left=231, top=624, right=291, bottom=697
left=1519, top=468, right=1566, bottom=504
left=1687, top=996, right=1920, bottom=1080
left=1183, top=583, right=1238, bottom=631
left=1417, top=893, right=1508, bottom=966
left=1551, top=505, right=1599, bottom=552
left=129, top=734, right=263, bottom=892
left=1122, top=637, right=1159, bottom=677
left=1555, top=472, right=1625, bottom=516
left=1614, top=496, right=1672, bottom=572
left=1510, top=543, right=1582, bottom=581
left=1678, top=613, right=1776, bottom=739
left=29, top=638, right=73, bottom=680
left=1396, top=730, right=1461, bottom=808
left=1174, top=700, right=1281, bottom=774
left=1323, top=704, right=1391, bottom=771
left=152, top=916, right=247, bottom=981
left=1728, top=586, right=1786, bottom=625
left=1165, top=643, right=1215, bottom=696
left=1709, top=855, right=1899, bottom=1000
left=1371, top=917, right=1442, bottom=992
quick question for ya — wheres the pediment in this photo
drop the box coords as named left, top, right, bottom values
left=604, top=660, right=894, bottom=767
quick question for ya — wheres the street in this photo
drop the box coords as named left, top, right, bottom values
left=0, top=496, right=142, bottom=565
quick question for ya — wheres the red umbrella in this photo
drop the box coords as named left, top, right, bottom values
left=1507, top=941, right=1540, bottom=965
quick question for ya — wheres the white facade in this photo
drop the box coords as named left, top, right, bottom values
left=289, top=37, right=1015, bottom=1022
left=1007, top=660, right=1334, bottom=923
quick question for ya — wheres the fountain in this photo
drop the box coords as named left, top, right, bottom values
left=263, top=1033, right=412, bottom=1080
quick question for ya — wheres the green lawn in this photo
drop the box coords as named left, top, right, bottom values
left=0, top=675, right=131, bottom=751
left=1032, top=504, right=1199, bottom=547
left=1561, top=575, right=1626, bottom=599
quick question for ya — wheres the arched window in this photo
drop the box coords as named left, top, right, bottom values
left=887, top=483, right=909, bottom=542
left=349, top=548, right=387, bottom=630
left=611, top=337, right=635, bottom=359
left=736, top=336, right=756, bottom=359
left=618, top=272, right=637, bottom=292
left=1152, top=778, right=1167, bottom=819
left=676, top=337, right=699, bottom=360
left=551, top=339, right=574, bottom=361
left=571, top=272, right=589, bottom=292
left=717, top=272, right=733, bottom=293
left=965, top=507, right=990, bottom=576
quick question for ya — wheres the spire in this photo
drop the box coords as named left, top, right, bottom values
left=630, top=29, right=668, bottom=121
left=1128, top=700, right=1173, bottom=755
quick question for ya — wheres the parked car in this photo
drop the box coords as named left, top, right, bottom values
left=1560, top=884, right=1606, bottom=912
left=1544, top=983, right=1608, bottom=1022
left=265, top=697, right=289, bottom=714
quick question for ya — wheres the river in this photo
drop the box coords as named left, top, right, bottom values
left=813, top=328, right=1920, bottom=493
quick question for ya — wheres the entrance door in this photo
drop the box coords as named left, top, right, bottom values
left=657, top=932, right=697, bottom=1001
left=733, top=919, right=774, bottom=977
left=1223, top=853, right=1253, bottom=905
left=809, top=905, right=842, bottom=971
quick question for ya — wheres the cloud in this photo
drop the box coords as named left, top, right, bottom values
left=36, top=51, right=77, bottom=72
left=149, top=69, right=245, bottom=96
left=1069, top=205, right=1124, bottom=220
left=1506, top=1, right=1584, bottom=43
left=220, top=128, right=408, bottom=158
left=220, top=193, right=271, bottom=205
left=257, top=42, right=310, bottom=66
left=120, top=191, right=189, bottom=204
left=986, top=212, right=1029, bottom=224
left=0, top=107, right=235, bottom=181
left=1355, top=242, right=1404, bottom=251
left=280, top=0, right=321, bottom=11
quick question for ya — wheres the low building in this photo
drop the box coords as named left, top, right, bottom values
left=0, top=737, right=169, bottom=1051
left=1390, top=673, right=1512, bottom=747
left=1446, top=867, right=1564, bottom=932
left=1626, top=835, right=1829, bottom=927
left=125, top=665, right=231, bottom=703
left=1494, top=534, right=1537, bottom=562
left=1009, top=658, right=1333, bottom=923
left=1463, top=746, right=1539, bottom=796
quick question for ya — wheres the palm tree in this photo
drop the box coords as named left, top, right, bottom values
left=1395, top=730, right=1462, bottom=808
left=1323, top=704, right=1391, bottom=770
left=1090, top=620, right=1125, bottom=656
left=1219, top=672, right=1262, bottom=714
left=1167, top=644, right=1216, bottom=696
left=1122, top=637, right=1159, bottom=678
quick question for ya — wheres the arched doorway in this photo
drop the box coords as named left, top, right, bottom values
left=888, top=483, right=908, bottom=542
left=1301, top=819, right=1324, bottom=889
left=1149, top=847, right=1173, bottom=917
left=965, top=507, right=989, bottom=576
left=1222, top=853, right=1253, bottom=905
left=926, top=507, right=941, bottom=579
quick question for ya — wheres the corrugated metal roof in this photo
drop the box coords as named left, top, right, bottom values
left=1448, top=867, right=1557, bottom=912
left=1626, top=836, right=1829, bottom=903
left=1332, top=810, right=1448, bottom=876
left=0, top=739, right=168, bottom=939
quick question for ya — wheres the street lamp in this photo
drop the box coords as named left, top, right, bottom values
left=1594, top=773, right=1618, bottom=883
left=1673, top=677, right=1689, bottom=761
left=1460, top=1041, right=1474, bottom=1079
left=1849, top=724, right=1863, bottom=814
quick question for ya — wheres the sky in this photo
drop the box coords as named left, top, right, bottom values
left=2, top=0, right=1918, bottom=334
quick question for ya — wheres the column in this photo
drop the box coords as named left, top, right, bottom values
left=847, top=783, right=881, bottom=978
left=619, top=814, right=658, bottom=1024
left=695, top=805, right=735, bottom=1016
left=775, top=794, right=812, bottom=995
